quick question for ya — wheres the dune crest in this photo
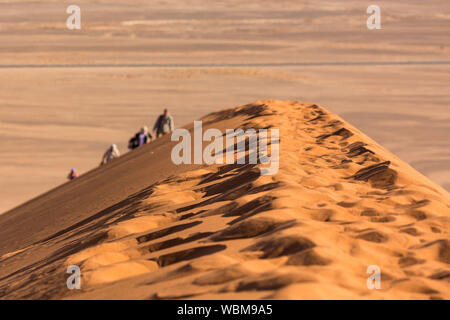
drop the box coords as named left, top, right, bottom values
left=0, top=100, right=449, bottom=299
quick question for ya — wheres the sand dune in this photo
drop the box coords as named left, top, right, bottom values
left=2, top=0, right=450, bottom=213
left=0, top=100, right=448, bottom=299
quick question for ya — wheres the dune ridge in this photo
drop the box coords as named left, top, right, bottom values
left=0, top=100, right=449, bottom=299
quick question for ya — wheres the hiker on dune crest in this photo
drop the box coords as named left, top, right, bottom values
left=129, top=126, right=152, bottom=150
left=100, top=144, right=120, bottom=166
left=153, top=108, right=174, bottom=138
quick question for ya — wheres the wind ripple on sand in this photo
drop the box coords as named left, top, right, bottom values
left=0, top=101, right=449, bottom=299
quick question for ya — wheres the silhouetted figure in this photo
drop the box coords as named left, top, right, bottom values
left=153, top=109, right=174, bottom=138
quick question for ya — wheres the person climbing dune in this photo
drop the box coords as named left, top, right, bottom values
left=100, top=144, right=120, bottom=166
left=128, top=126, right=152, bottom=150
left=153, top=109, right=174, bottom=138
left=67, top=168, right=78, bottom=180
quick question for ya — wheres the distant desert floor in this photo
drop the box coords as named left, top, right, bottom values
left=0, top=0, right=450, bottom=213
left=0, top=101, right=449, bottom=299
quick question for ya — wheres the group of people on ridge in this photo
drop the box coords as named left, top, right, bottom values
left=68, top=109, right=174, bottom=180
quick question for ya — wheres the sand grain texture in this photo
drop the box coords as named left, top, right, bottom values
left=1, top=0, right=450, bottom=213
left=0, top=100, right=449, bottom=300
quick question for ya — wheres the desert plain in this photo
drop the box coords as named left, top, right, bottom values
left=0, top=0, right=449, bottom=213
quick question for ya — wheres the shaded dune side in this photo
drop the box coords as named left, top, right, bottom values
left=0, top=100, right=449, bottom=299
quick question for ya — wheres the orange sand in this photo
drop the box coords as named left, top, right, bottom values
left=0, top=100, right=448, bottom=299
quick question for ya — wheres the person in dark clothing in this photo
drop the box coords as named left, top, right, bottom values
left=128, top=126, right=152, bottom=150
left=153, top=109, right=174, bottom=138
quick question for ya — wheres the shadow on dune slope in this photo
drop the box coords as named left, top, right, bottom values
left=0, top=100, right=449, bottom=300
